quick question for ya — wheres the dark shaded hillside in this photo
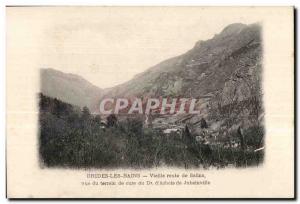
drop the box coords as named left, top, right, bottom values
left=39, top=94, right=263, bottom=168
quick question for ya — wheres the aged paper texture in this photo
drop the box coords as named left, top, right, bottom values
left=6, top=6, right=294, bottom=198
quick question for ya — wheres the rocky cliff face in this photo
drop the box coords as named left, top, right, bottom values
left=99, top=23, right=264, bottom=136
left=103, top=23, right=262, bottom=101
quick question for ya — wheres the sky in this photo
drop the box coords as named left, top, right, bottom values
left=7, top=7, right=260, bottom=88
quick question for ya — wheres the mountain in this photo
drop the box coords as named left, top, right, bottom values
left=101, top=23, right=263, bottom=134
left=40, top=22, right=263, bottom=134
left=40, top=68, right=102, bottom=110
left=103, top=23, right=262, bottom=101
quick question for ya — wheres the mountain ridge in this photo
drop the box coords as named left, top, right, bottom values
left=40, top=22, right=262, bottom=119
left=101, top=22, right=262, bottom=100
left=41, top=68, right=103, bottom=109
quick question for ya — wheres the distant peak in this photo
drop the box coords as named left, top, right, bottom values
left=41, top=68, right=65, bottom=75
left=219, top=23, right=248, bottom=37
left=193, top=23, right=249, bottom=49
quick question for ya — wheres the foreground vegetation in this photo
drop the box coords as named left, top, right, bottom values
left=39, top=94, right=263, bottom=169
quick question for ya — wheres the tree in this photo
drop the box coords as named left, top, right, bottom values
left=200, top=118, right=208, bottom=129
left=93, top=115, right=101, bottom=124
left=82, top=106, right=91, bottom=120
left=107, top=114, right=117, bottom=127
left=182, top=125, right=193, bottom=145
left=237, top=126, right=245, bottom=150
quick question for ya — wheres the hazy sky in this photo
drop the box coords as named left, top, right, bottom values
left=7, top=7, right=260, bottom=88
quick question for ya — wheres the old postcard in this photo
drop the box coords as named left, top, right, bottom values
left=6, top=6, right=294, bottom=198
